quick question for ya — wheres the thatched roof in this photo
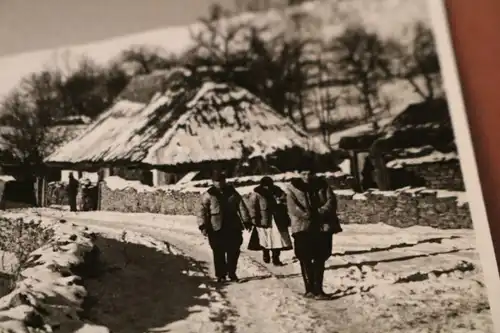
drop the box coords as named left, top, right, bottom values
left=387, top=98, right=451, bottom=130
left=45, top=68, right=329, bottom=168
left=338, top=98, right=452, bottom=151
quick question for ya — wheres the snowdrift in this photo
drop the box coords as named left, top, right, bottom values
left=0, top=214, right=108, bottom=333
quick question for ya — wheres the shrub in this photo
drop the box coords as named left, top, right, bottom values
left=0, top=217, right=55, bottom=291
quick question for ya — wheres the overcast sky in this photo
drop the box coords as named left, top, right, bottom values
left=0, top=0, right=234, bottom=57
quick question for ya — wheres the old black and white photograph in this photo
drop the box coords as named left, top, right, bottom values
left=0, top=0, right=498, bottom=332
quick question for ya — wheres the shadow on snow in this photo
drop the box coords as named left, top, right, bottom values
left=79, top=235, right=238, bottom=333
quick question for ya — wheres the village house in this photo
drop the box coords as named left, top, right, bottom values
left=338, top=98, right=460, bottom=192
left=44, top=67, right=333, bottom=190
left=0, top=115, right=90, bottom=207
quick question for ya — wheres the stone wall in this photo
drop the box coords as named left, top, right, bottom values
left=99, top=180, right=472, bottom=230
left=46, top=181, right=98, bottom=210
left=46, top=181, right=69, bottom=206
left=403, top=160, right=464, bottom=191
left=334, top=188, right=470, bottom=229
left=46, top=172, right=351, bottom=209
left=388, top=160, right=464, bottom=191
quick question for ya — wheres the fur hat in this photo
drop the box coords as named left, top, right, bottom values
left=260, top=176, right=274, bottom=187
left=211, top=170, right=227, bottom=182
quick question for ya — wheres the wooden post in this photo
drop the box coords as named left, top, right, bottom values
left=370, top=139, right=391, bottom=191
left=350, top=150, right=362, bottom=193
left=102, top=167, right=111, bottom=178
left=151, top=169, right=159, bottom=187
left=41, top=176, right=47, bottom=207
left=97, top=181, right=102, bottom=211
left=35, top=176, right=47, bottom=207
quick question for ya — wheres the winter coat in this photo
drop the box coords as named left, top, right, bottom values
left=67, top=177, right=79, bottom=196
left=315, top=177, right=342, bottom=234
left=285, top=177, right=340, bottom=235
left=197, top=185, right=251, bottom=233
left=248, top=184, right=291, bottom=230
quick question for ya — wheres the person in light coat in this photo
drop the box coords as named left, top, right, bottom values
left=197, top=171, right=252, bottom=283
left=286, top=167, right=342, bottom=300
left=247, top=176, right=292, bottom=266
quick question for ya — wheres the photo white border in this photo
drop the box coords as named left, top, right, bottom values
left=428, top=1, right=500, bottom=330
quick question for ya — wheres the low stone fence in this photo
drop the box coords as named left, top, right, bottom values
left=98, top=176, right=472, bottom=230
left=386, top=149, right=464, bottom=191
left=46, top=181, right=99, bottom=211
left=334, top=188, right=470, bottom=229
left=46, top=181, right=69, bottom=206
left=400, top=160, right=464, bottom=191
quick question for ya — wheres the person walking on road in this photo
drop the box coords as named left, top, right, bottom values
left=247, top=176, right=292, bottom=266
left=285, top=167, right=342, bottom=300
left=197, top=171, right=252, bottom=283
left=67, top=173, right=79, bottom=212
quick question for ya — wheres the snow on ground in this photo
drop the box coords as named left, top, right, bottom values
left=0, top=250, right=18, bottom=276
left=0, top=212, right=109, bottom=333
left=77, top=225, right=238, bottom=333
left=32, top=208, right=495, bottom=333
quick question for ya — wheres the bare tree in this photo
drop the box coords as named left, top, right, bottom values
left=186, top=7, right=250, bottom=77
left=234, top=0, right=310, bottom=12
left=188, top=2, right=317, bottom=131
left=309, top=63, right=341, bottom=146
left=329, top=25, right=393, bottom=129
left=234, top=0, right=273, bottom=12
left=247, top=28, right=308, bottom=119
left=392, top=22, right=442, bottom=101
left=58, top=57, right=130, bottom=119
left=0, top=71, right=70, bottom=170
left=118, top=45, right=179, bottom=75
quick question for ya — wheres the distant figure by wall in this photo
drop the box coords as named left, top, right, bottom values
left=67, top=173, right=79, bottom=212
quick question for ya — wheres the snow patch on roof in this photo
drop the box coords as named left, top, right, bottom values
left=0, top=175, right=15, bottom=182
left=48, top=73, right=330, bottom=166
left=386, top=151, right=459, bottom=169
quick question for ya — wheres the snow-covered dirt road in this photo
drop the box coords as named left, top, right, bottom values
left=33, top=209, right=494, bottom=333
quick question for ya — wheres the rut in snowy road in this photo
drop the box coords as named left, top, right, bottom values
left=65, top=217, right=334, bottom=333
left=37, top=209, right=493, bottom=333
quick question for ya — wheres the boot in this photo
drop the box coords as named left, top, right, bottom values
left=313, top=261, right=329, bottom=300
left=263, top=250, right=270, bottom=264
left=228, top=273, right=240, bottom=283
left=272, top=250, right=284, bottom=266
left=300, top=261, right=315, bottom=298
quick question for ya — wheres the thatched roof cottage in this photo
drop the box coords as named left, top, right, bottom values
left=337, top=98, right=457, bottom=191
left=45, top=68, right=330, bottom=184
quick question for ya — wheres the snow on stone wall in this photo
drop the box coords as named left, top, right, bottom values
left=0, top=214, right=108, bottom=333
left=45, top=171, right=352, bottom=207
left=97, top=176, right=472, bottom=230
left=388, top=158, right=464, bottom=191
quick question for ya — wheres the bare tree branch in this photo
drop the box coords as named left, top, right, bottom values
left=389, top=22, right=442, bottom=101
left=117, top=45, right=179, bottom=75
left=328, top=25, right=393, bottom=127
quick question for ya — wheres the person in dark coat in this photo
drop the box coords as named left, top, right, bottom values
left=247, top=176, right=292, bottom=266
left=197, top=171, right=252, bottom=283
left=67, top=173, right=79, bottom=212
left=285, top=167, right=342, bottom=300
